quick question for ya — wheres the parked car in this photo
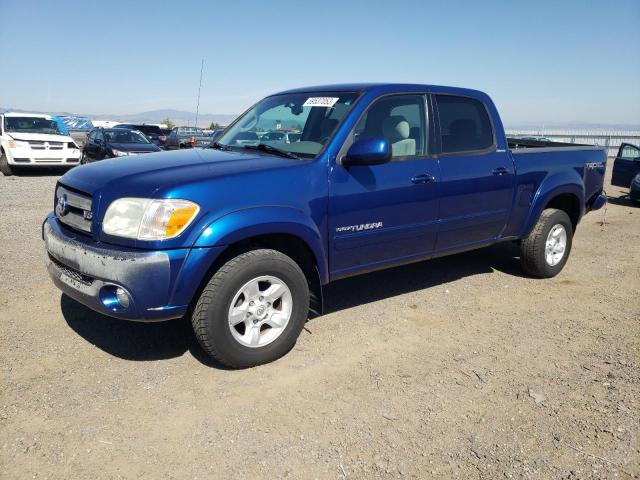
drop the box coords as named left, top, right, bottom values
left=611, top=143, right=640, bottom=205
left=630, top=173, right=640, bottom=204
left=114, top=124, right=168, bottom=148
left=259, top=131, right=302, bottom=144
left=80, top=127, right=161, bottom=163
left=43, top=83, right=606, bottom=368
left=165, top=126, right=211, bottom=149
left=0, top=112, right=80, bottom=176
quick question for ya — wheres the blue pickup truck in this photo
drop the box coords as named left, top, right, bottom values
left=43, top=83, right=607, bottom=367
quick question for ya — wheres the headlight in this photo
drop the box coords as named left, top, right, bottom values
left=111, top=148, right=130, bottom=157
left=102, top=198, right=200, bottom=240
left=67, top=142, right=77, bottom=149
left=7, top=140, right=28, bottom=149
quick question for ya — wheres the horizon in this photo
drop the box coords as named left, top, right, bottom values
left=1, top=0, right=639, bottom=126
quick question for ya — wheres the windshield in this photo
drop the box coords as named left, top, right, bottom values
left=104, top=129, right=150, bottom=144
left=216, top=91, right=359, bottom=158
left=4, top=116, right=62, bottom=135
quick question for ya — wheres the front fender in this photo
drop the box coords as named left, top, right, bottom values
left=193, top=206, right=328, bottom=283
left=524, top=172, right=585, bottom=236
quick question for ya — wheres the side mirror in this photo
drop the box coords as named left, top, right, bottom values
left=342, top=137, right=391, bottom=166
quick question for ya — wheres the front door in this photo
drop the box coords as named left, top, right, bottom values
left=432, top=93, right=514, bottom=254
left=611, top=143, right=640, bottom=188
left=328, top=94, right=440, bottom=279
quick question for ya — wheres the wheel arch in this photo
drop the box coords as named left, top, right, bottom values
left=524, top=174, right=585, bottom=236
left=188, top=207, right=328, bottom=316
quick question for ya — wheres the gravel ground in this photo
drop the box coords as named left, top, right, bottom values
left=0, top=165, right=638, bottom=479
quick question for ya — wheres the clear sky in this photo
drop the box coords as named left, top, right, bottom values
left=0, top=0, right=638, bottom=126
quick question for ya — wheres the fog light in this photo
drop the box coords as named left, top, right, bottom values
left=115, top=287, right=130, bottom=308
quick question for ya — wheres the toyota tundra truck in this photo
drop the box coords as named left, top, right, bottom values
left=1, top=112, right=81, bottom=175
left=42, top=84, right=607, bottom=368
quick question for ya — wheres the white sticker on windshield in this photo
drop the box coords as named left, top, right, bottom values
left=303, top=97, right=339, bottom=108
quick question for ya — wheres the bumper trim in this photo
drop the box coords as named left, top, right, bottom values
left=44, top=216, right=188, bottom=321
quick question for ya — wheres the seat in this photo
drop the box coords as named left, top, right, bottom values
left=382, top=115, right=416, bottom=157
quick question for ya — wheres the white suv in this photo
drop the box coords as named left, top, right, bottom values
left=0, top=112, right=81, bottom=176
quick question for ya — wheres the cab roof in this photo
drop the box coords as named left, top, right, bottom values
left=273, top=83, right=487, bottom=98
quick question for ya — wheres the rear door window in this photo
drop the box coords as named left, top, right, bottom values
left=435, top=95, right=494, bottom=154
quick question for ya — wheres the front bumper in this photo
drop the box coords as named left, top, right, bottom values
left=7, top=147, right=80, bottom=165
left=43, top=215, right=197, bottom=321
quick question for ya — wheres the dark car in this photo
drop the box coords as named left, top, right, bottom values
left=611, top=143, right=640, bottom=205
left=165, top=126, right=211, bottom=149
left=114, top=124, right=168, bottom=148
left=80, top=128, right=161, bottom=163
left=630, top=173, right=640, bottom=204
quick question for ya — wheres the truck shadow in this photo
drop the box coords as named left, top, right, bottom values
left=322, top=242, right=524, bottom=315
left=60, top=242, right=525, bottom=368
left=606, top=192, right=637, bottom=207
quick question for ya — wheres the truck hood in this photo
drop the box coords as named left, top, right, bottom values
left=6, top=132, right=74, bottom=143
left=59, top=148, right=306, bottom=198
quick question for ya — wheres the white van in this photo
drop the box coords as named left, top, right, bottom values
left=0, top=112, right=81, bottom=176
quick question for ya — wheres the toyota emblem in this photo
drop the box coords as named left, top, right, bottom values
left=56, top=194, right=69, bottom=217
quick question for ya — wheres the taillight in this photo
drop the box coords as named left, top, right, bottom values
left=190, top=137, right=196, bottom=145
left=159, top=135, right=167, bottom=141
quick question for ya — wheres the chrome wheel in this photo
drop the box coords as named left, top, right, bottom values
left=545, top=224, right=567, bottom=266
left=227, top=275, right=293, bottom=348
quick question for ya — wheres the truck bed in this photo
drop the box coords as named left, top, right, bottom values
left=507, top=137, right=591, bottom=150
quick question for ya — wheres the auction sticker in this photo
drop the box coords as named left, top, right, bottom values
left=303, top=97, right=339, bottom=108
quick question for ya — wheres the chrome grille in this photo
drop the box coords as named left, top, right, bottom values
left=55, top=184, right=93, bottom=233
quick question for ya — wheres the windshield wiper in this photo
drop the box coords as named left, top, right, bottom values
left=243, top=143, right=299, bottom=159
left=210, top=141, right=231, bottom=151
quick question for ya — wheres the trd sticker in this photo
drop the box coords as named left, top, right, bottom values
left=335, top=222, right=383, bottom=233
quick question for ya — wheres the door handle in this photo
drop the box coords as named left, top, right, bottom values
left=492, top=167, right=509, bottom=176
left=411, top=173, right=436, bottom=184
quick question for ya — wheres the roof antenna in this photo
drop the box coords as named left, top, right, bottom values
left=195, top=58, right=204, bottom=128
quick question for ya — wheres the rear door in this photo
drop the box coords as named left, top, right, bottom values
left=329, top=93, right=440, bottom=278
left=611, top=143, right=640, bottom=188
left=433, top=94, right=515, bottom=254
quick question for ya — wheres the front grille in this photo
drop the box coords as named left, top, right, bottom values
left=27, top=140, right=64, bottom=150
left=55, top=184, right=93, bottom=233
left=49, top=254, right=94, bottom=285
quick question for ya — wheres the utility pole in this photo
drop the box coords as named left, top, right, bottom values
left=195, top=58, right=204, bottom=127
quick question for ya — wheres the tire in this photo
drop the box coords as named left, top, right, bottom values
left=520, top=208, right=573, bottom=278
left=80, top=152, right=87, bottom=164
left=0, top=151, right=13, bottom=176
left=192, top=249, right=310, bottom=368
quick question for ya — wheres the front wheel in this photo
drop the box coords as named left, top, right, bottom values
left=191, top=249, right=310, bottom=368
left=0, top=151, right=13, bottom=176
left=520, top=208, right=573, bottom=278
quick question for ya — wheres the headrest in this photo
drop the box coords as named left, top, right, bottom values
left=382, top=116, right=410, bottom=142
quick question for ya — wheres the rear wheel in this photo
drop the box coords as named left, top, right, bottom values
left=191, top=249, right=309, bottom=368
left=520, top=208, right=573, bottom=278
left=0, top=151, right=13, bottom=176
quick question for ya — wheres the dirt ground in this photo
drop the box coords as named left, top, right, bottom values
left=0, top=166, right=638, bottom=479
